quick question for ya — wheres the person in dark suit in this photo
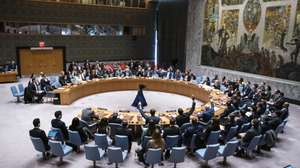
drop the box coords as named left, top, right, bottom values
left=241, top=119, right=261, bottom=148
left=279, top=102, right=289, bottom=121
left=222, top=114, right=237, bottom=139
left=40, top=73, right=54, bottom=91
left=176, top=98, right=196, bottom=127
left=51, top=111, right=69, bottom=141
left=108, top=113, right=122, bottom=124
left=202, top=76, right=211, bottom=86
left=8, top=60, right=17, bottom=71
left=115, top=121, right=133, bottom=152
left=27, top=77, right=44, bottom=103
left=97, top=118, right=109, bottom=134
left=29, top=118, right=50, bottom=153
left=203, top=118, right=220, bottom=144
left=163, top=118, right=181, bottom=158
left=138, top=104, right=160, bottom=124
left=144, top=67, right=153, bottom=77
left=69, top=117, right=88, bottom=143
left=267, top=111, right=282, bottom=131
left=236, top=110, right=250, bottom=130
left=163, top=118, right=181, bottom=138
left=198, top=104, right=215, bottom=123
left=81, top=108, right=99, bottom=125
left=184, top=118, right=203, bottom=151
left=58, top=71, right=68, bottom=86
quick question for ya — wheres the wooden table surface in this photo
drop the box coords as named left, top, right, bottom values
left=53, top=78, right=229, bottom=125
left=0, top=71, right=17, bottom=83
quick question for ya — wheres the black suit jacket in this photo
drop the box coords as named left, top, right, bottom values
left=176, top=102, right=196, bottom=127
left=29, top=128, right=50, bottom=150
left=51, top=119, right=69, bottom=140
left=69, top=125, right=88, bottom=142
left=116, top=127, right=132, bottom=143
left=163, top=125, right=180, bottom=138
left=59, top=75, right=66, bottom=86
left=108, top=117, right=122, bottom=124
left=40, top=78, right=51, bottom=91
left=242, top=127, right=260, bottom=146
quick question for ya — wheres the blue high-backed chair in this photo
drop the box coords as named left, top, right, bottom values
left=180, top=123, right=192, bottom=133
left=189, top=134, right=197, bottom=152
left=218, top=140, right=239, bottom=164
left=169, top=146, right=186, bottom=168
left=68, top=130, right=84, bottom=151
left=142, top=136, right=152, bottom=149
left=95, top=133, right=111, bottom=151
left=10, top=85, right=23, bottom=102
left=109, top=123, right=122, bottom=138
left=145, top=148, right=161, bottom=168
left=242, top=135, right=261, bottom=158
left=30, top=137, right=47, bottom=159
left=282, top=118, right=288, bottom=133
left=49, top=127, right=64, bottom=142
left=207, top=130, right=220, bottom=145
left=166, top=135, right=179, bottom=149
left=84, top=144, right=105, bottom=168
left=275, top=123, right=285, bottom=140
left=107, top=146, right=127, bottom=168
left=18, top=83, right=25, bottom=95
left=195, top=144, right=220, bottom=166
left=239, top=122, right=251, bottom=133
left=48, top=140, right=73, bottom=165
left=115, top=135, right=129, bottom=152
left=225, top=125, right=238, bottom=142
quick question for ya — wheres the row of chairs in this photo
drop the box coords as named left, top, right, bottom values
left=30, top=119, right=288, bottom=167
left=31, top=133, right=186, bottom=168
left=192, top=119, right=288, bottom=166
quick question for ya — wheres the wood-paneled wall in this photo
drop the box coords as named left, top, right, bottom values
left=19, top=48, right=64, bottom=75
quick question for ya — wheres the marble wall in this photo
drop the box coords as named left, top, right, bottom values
left=186, top=0, right=300, bottom=101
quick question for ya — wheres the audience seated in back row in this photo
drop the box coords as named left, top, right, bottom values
left=29, top=118, right=50, bottom=154
left=51, top=110, right=69, bottom=141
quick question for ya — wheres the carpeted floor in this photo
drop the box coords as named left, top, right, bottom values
left=0, top=79, right=299, bottom=168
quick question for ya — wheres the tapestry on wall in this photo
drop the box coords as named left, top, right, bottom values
left=201, top=0, right=300, bottom=82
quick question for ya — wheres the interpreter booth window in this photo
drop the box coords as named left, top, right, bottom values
left=4, top=22, right=144, bottom=37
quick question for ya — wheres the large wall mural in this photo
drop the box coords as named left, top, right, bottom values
left=295, top=1, right=300, bottom=37
left=201, top=0, right=300, bottom=82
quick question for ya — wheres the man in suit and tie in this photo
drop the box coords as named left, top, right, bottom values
left=108, top=112, right=122, bottom=124
left=51, top=111, right=69, bottom=141
left=176, top=97, right=196, bottom=127
left=29, top=118, right=50, bottom=152
left=27, top=77, right=44, bottom=103
left=138, top=103, right=160, bottom=124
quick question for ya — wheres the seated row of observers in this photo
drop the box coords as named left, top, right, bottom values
left=30, top=111, right=95, bottom=153
left=0, top=60, right=17, bottom=72
left=58, top=60, right=197, bottom=86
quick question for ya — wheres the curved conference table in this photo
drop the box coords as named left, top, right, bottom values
left=53, top=78, right=230, bottom=125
